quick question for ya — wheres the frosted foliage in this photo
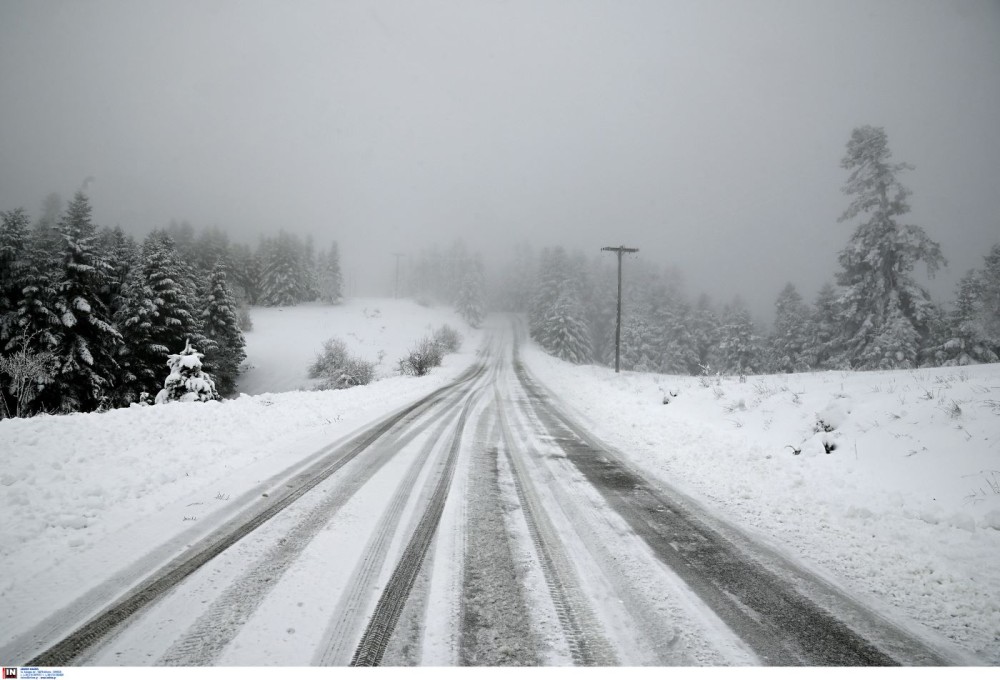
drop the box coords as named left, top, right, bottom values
left=155, top=339, right=219, bottom=404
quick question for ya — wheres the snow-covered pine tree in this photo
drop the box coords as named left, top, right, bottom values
left=932, top=246, right=1000, bottom=365
left=31, top=192, right=64, bottom=262
left=455, top=253, right=485, bottom=328
left=0, top=208, right=54, bottom=416
left=229, top=243, right=261, bottom=305
left=767, top=283, right=813, bottom=373
left=155, top=339, right=220, bottom=403
left=96, top=226, right=139, bottom=319
left=531, top=247, right=592, bottom=364
left=978, top=244, right=1000, bottom=356
left=806, top=282, right=843, bottom=369
left=259, top=231, right=305, bottom=306
left=541, top=291, right=593, bottom=364
left=718, top=297, right=762, bottom=378
left=115, top=231, right=202, bottom=405
left=0, top=208, right=32, bottom=345
left=316, top=242, right=344, bottom=304
left=655, top=298, right=700, bottom=375
left=199, top=260, right=247, bottom=396
left=833, top=126, right=945, bottom=370
left=44, top=192, right=123, bottom=412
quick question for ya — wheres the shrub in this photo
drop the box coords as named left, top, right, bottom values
left=399, top=336, right=443, bottom=376
left=309, top=337, right=377, bottom=389
left=433, top=324, right=462, bottom=353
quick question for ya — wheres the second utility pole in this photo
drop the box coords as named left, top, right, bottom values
left=601, top=245, right=639, bottom=373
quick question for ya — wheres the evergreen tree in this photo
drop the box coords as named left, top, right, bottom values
left=808, top=282, right=843, bottom=369
left=833, top=126, right=945, bottom=369
left=316, top=242, right=344, bottom=304
left=718, top=297, right=762, bottom=377
left=96, top=226, right=139, bottom=319
left=655, top=298, right=700, bottom=374
left=199, top=261, right=247, bottom=396
left=259, top=231, right=305, bottom=306
left=978, top=244, right=1000, bottom=355
left=0, top=208, right=32, bottom=345
left=455, top=253, right=485, bottom=328
left=229, top=243, right=261, bottom=305
left=531, top=247, right=592, bottom=363
left=44, top=192, right=122, bottom=412
left=932, top=246, right=1000, bottom=365
left=768, top=283, right=812, bottom=373
left=155, top=339, right=220, bottom=403
left=115, top=232, right=201, bottom=405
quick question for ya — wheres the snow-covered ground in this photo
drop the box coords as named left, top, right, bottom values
left=1, top=302, right=998, bottom=664
left=0, top=299, right=482, bottom=653
left=237, top=298, right=466, bottom=395
left=519, top=344, right=1000, bottom=663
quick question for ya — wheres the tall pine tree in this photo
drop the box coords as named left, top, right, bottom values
left=44, top=192, right=122, bottom=412
left=833, top=126, right=945, bottom=369
left=200, top=260, right=247, bottom=396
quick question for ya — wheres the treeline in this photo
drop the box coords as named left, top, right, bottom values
left=497, top=126, right=1000, bottom=375
left=404, top=239, right=487, bottom=329
left=0, top=192, right=345, bottom=418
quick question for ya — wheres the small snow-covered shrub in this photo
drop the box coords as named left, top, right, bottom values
left=433, top=324, right=462, bottom=353
left=155, top=340, right=220, bottom=404
left=309, top=337, right=376, bottom=389
left=399, top=336, right=443, bottom=376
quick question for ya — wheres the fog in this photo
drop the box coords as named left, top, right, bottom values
left=1, top=0, right=998, bottom=318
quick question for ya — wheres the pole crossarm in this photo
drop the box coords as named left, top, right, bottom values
left=601, top=245, right=639, bottom=373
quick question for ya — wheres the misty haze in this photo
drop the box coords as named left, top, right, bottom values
left=1, top=0, right=999, bottom=670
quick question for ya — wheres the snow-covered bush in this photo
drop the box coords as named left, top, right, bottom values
left=433, top=324, right=462, bottom=354
left=399, top=336, right=443, bottom=376
left=308, top=336, right=376, bottom=389
left=155, top=340, right=220, bottom=404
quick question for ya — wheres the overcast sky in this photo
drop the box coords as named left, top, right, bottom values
left=1, top=0, right=998, bottom=316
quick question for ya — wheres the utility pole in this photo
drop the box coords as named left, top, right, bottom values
left=601, top=245, right=639, bottom=373
left=392, top=253, right=405, bottom=299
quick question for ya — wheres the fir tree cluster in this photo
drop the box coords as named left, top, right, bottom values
left=499, top=127, right=1000, bottom=375
left=405, top=240, right=486, bottom=328
left=0, top=193, right=344, bottom=417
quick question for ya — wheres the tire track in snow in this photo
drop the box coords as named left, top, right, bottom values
left=157, top=387, right=472, bottom=665
left=458, top=403, right=541, bottom=666
left=349, top=390, right=480, bottom=666
left=312, top=407, right=460, bottom=665
left=493, top=382, right=618, bottom=666
left=22, top=352, right=490, bottom=666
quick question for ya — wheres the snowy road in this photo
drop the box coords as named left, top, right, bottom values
left=10, top=321, right=965, bottom=666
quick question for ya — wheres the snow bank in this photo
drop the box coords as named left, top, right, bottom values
left=520, top=344, right=1000, bottom=663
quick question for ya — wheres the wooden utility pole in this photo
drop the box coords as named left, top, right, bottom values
left=392, top=253, right=405, bottom=299
left=601, top=245, right=639, bottom=373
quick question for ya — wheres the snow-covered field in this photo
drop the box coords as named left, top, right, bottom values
left=237, top=298, right=470, bottom=395
left=1, top=300, right=998, bottom=664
